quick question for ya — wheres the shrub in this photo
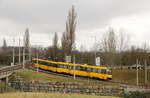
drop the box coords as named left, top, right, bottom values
left=121, top=91, right=149, bottom=98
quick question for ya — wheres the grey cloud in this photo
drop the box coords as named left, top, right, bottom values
left=75, top=0, right=150, bottom=30
left=1, top=0, right=150, bottom=32
left=0, top=0, right=150, bottom=48
left=0, top=0, right=73, bottom=33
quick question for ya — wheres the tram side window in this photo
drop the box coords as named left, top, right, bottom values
left=66, top=65, right=69, bottom=69
left=60, top=64, right=65, bottom=68
left=72, top=66, right=77, bottom=70
left=42, top=62, right=48, bottom=65
left=40, top=61, right=44, bottom=65
left=63, top=64, right=65, bottom=68
left=96, top=69, right=99, bottom=73
left=51, top=64, right=56, bottom=67
left=68, top=65, right=71, bottom=69
left=90, top=68, right=93, bottom=72
left=69, top=66, right=72, bottom=70
left=68, top=66, right=71, bottom=69
left=98, top=69, right=101, bottom=73
left=86, top=68, right=91, bottom=72
left=79, top=66, right=85, bottom=71
left=50, top=64, right=53, bottom=67
left=84, top=67, right=87, bottom=71
left=70, top=65, right=77, bottom=70
left=41, top=62, right=44, bottom=65
left=101, top=69, right=106, bottom=74
left=38, top=61, right=42, bottom=65
left=33, top=60, right=37, bottom=63
left=48, top=63, right=52, bottom=66
left=70, top=66, right=73, bottom=70
left=45, top=62, right=48, bottom=65
left=92, top=68, right=97, bottom=73
left=57, top=64, right=60, bottom=68
left=42, top=62, right=46, bottom=65
left=32, top=60, right=36, bottom=63
left=54, top=64, right=57, bottom=67
left=62, top=64, right=65, bottom=68
left=76, top=66, right=80, bottom=70
left=61, top=64, right=64, bottom=68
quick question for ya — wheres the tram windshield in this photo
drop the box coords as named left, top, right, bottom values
left=106, top=69, right=112, bottom=75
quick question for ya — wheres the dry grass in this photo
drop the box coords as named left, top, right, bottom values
left=0, top=92, right=119, bottom=98
left=0, top=65, right=9, bottom=68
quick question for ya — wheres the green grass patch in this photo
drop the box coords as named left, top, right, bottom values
left=0, top=92, right=120, bottom=98
left=14, top=70, right=118, bottom=87
left=13, top=69, right=150, bottom=87
left=112, top=69, right=150, bottom=85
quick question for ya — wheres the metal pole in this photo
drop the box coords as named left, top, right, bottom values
left=136, top=59, right=139, bottom=86
left=23, top=48, right=25, bottom=69
left=29, top=43, right=31, bottom=61
left=145, top=59, right=147, bottom=84
left=19, top=38, right=21, bottom=64
left=95, top=36, right=97, bottom=65
left=13, top=39, right=15, bottom=66
left=73, top=55, right=76, bottom=79
left=36, top=48, right=39, bottom=72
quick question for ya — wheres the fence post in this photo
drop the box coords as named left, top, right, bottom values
left=136, top=59, right=139, bottom=86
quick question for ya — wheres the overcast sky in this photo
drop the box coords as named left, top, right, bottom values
left=0, top=0, right=150, bottom=50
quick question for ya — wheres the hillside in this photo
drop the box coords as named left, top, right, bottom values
left=12, top=69, right=150, bottom=86
left=12, top=69, right=118, bottom=87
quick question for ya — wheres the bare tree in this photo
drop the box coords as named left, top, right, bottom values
left=108, top=28, right=116, bottom=53
left=142, top=42, right=149, bottom=53
left=61, top=32, right=69, bottom=60
left=118, top=29, right=130, bottom=52
left=53, top=32, right=58, bottom=50
left=117, top=29, right=130, bottom=66
left=61, top=5, right=77, bottom=62
left=2, top=38, right=7, bottom=54
left=100, top=27, right=117, bottom=65
left=65, top=5, right=77, bottom=57
left=0, top=39, right=8, bottom=64
left=52, top=32, right=58, bottom=58
left=24, top=28, right=30, bottom=60
left=141, top=42, right=149, bottom=63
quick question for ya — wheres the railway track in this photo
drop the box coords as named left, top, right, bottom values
left=26, top=65, right=129, bottom=87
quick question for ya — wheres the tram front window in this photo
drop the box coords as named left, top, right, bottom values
left=106, top=69, right=112, bottom=75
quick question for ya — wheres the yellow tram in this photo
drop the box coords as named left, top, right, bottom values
left=32, top=58, right=112, bottom=80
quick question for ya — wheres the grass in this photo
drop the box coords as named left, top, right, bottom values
left=112, top=69, right=150, bottom=85
left=13, top=69, right=118, bottom=87
left=0, top=65, right=9, bottom=68
left=0, top=92, right=119, bottom=98
left=13, top=69, right=150, bottom=87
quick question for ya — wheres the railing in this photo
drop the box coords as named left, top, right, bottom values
left=0, top=65, right=22, bottom=79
